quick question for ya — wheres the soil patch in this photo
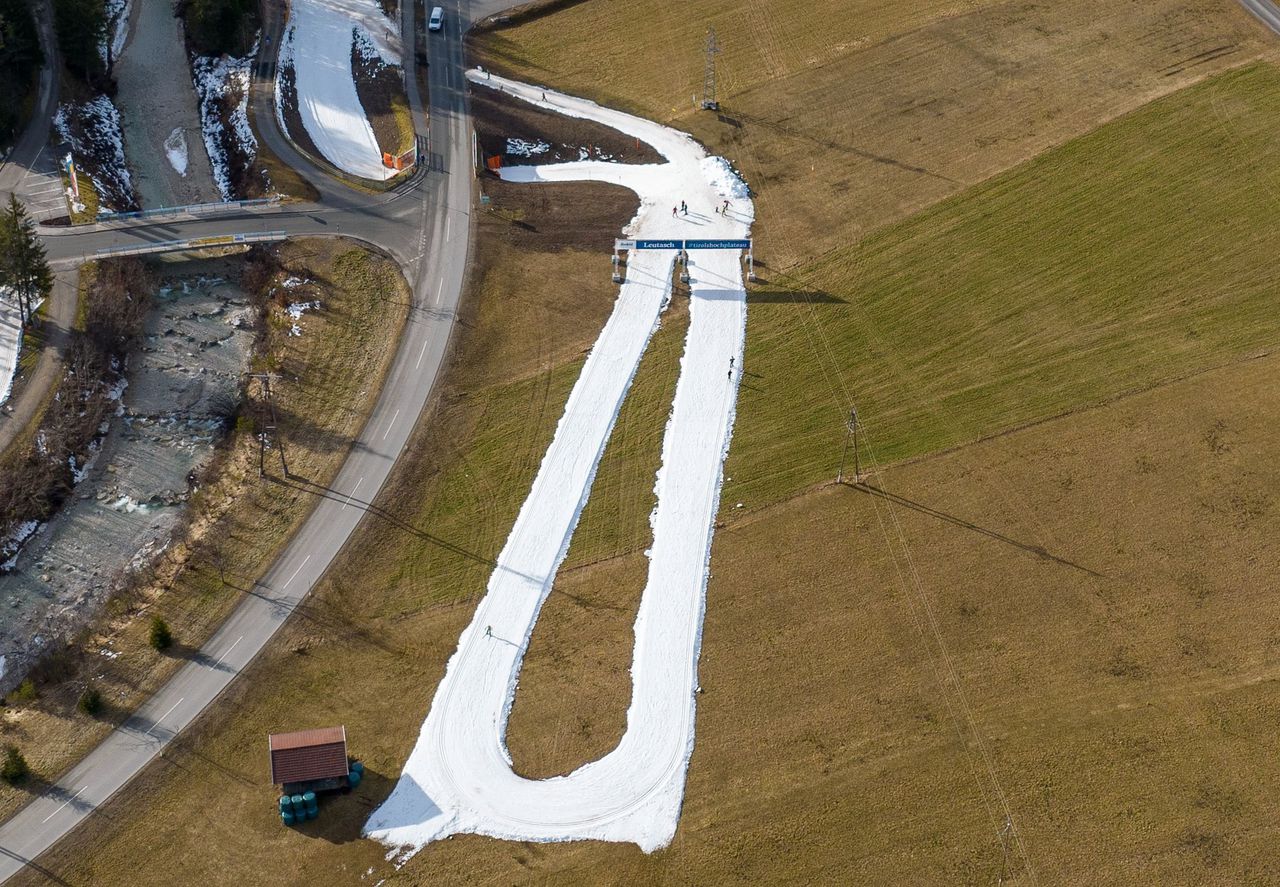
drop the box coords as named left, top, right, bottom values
left=472, top=82, right=663, bottom=167
left=352, top=34, right=413, bottom=157
left=274, top=58, right=324, bottom=166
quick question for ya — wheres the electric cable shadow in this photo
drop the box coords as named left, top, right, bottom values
left=848, top=481, right=1107, bottom=579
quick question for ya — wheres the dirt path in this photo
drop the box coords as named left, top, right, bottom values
left=0, top=270, right=78, bottom=455
left=114, top=0, right=219, bottom=208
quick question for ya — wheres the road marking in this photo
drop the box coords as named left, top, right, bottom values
left=41, top=786, right=87, bottom=823
left=383, top=408, right=400, bottom=440
left=436, top=277, right=443, bottom=301
left=445, top=217, right=450, bottom=241
left=341, top=477, right=364, bottom=511
left=145, top=697, right=185, bottom=736
left=282, top=555, right=311, bottom=590
left=416, top=336, right=430, bottom=368
left=212, top=635, right=243, bottom=668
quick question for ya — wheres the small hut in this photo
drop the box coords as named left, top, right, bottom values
left=268, top=726, right=351, bottom=794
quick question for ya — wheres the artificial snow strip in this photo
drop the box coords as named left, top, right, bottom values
left=365, top=72, right=754, bottom=857
left=276, top=0, right=400, bottom=180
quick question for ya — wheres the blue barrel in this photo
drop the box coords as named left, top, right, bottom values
left=281, top=809, right=295, bottom=825
left=306, top=805, right=318, bottom=820
left=348, top=769, right=362, bottom=788
left=291, top=794, right=305, bottom=812
left=278, top=795, right=291, bottom=811
left=351, top=760, right=365, bottom=775
left=304, top=791, right=318, bottom=813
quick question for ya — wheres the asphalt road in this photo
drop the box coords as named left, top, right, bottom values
left=0, top=0, right=519, bottom=880
left=1239, top=0, right=1280, bottom=33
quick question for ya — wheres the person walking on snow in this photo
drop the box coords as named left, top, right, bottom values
left=723, top=198, right=730, bottom=213
left=672, top=205, right=677, bottom=217
left=681, top=200, right=687, bottom=215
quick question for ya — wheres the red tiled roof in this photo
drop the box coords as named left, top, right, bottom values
left=269, top=726, right=348, bottom=784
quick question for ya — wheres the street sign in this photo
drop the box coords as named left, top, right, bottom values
left=634, top=239, right=682, bottom=250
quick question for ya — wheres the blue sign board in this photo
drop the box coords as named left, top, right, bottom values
left=616, top=238, right=753, bottom=251
left=684, top=239, right=751, bottom=250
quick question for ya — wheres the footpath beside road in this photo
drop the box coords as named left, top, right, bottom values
left=0, top=270, right=78, bottom=455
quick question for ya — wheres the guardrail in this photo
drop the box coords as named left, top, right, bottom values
left=96, top=198, right=280, bottom=224
left=93, top=230, right=289, bottom=259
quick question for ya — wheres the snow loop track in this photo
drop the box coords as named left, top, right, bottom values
left=365, top=73, right=754, bottom=857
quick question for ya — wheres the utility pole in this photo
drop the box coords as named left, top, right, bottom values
left=249, top=373, right=290, bottom=478
left=701, top=28, right=721, bottom=111
left=837, top=406, right=859, bottom=485
left=997, top=815, right=1014, bottom=885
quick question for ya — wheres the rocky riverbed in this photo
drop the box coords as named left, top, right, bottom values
left=0, top=261, right=253, bottom=687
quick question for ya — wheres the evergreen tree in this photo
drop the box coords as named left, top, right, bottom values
left=0, top=0, right=44, bottom=145
left=0, top=194, right=52, bottom=326
left=0, top=745, right=28, bottom=785
left=149, top=615, right=173, bottom=651
left=52, top=0, right=105, bottom=84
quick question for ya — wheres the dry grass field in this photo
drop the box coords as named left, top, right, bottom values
left=19, top=44, right=1280, bottom=883
left=473, top=0, right=1274, bottom=266
left=22, top=335, right=1280, bottom=886
left=13, top=2, right=1280, bottom=884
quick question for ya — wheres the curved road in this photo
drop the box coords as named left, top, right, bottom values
left=0, top=0, right=517, bottom=880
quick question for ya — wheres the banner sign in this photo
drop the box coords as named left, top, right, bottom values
left=615, top=239, right=751, bottom=251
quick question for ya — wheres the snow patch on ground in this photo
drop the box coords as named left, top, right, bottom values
left=53, top=97, right=136, bottom=212
left=1, top=521, right=41, bottom=572
left=192, top=41, right=260, bottom=201
left=0, top=288, right=21, bottom=408
left=286, top=300, right=320, bottom=337
left=164, top=128, right=189, bottom=177
left=365, top=72, right=754, bottom=857
left=276, top=0, right=401, bottom=180
left=102, top=0, right=132, bottom=66
left=506, top=138, right=550, bottom=157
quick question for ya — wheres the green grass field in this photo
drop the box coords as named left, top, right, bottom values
left=723, top=62, right=1280, bottom=509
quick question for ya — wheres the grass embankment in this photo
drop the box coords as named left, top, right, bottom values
left=243, top=102, right=321, bottom=202
left=472, top=0, right=1270, bottom=266
left=0, top=241, right=407, bottom=821
left=59, top=169, right=100, bottom=224
left=20, top=31, right=1280, bottom=887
